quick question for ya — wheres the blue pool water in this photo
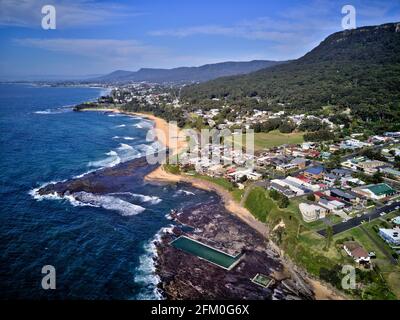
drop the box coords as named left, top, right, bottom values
left=0, top=83, right=209, bottom=299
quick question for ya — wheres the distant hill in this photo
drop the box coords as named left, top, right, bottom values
left=182, top=22, right=400, bottom=129
left=91, top=60, right=285, bottom=83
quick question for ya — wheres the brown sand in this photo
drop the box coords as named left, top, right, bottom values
left=146, top=166, right=268, bottom=236
left=82, top=107, right=344, bottom=300
left=81, top=108, right=187, bottom=156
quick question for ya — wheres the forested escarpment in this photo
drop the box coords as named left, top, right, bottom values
left=181, top=23, right=400, bottom=130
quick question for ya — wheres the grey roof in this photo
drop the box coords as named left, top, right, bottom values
left=331, top=188, right=356, bottom=200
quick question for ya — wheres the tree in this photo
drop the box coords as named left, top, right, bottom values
left=325, top=154, right=341, bottom=170
left=304, top=129, right=335, bottom=142
left=278, top=195, right=290, bottom=208
left=360, top=148, right=387, bottom=162
left=307, top=194, right=316, bottom=202
left=269, top=189, right=280, bottom=200
left=394, top=156, right=400, bottom=170
left=372, top=171, right=383, bottom=184
left=279, top=121, right=296, bottom=134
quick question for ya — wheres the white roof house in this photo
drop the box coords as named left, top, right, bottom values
left=379, top=227, right=400, bottom=246
left=299, top=203, right=327, bottom=223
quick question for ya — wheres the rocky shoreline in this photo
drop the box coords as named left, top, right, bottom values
left=155, top=196, right=315, bottom=300
left=36, top=154, right=316, bottom=300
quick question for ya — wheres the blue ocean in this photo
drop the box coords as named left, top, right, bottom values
left=0, top=83, right=208, bottom=299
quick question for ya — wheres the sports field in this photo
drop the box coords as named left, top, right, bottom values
left=228, top=130, right=304, bottom=151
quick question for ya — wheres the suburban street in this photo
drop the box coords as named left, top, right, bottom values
left=318, top=201, right=400, bottom=237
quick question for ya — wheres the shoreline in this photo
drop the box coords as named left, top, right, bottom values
left=146, top=166, right=269, bottom=236
left=80, top=107, right=345, bottom=300
left=79, top=108, right=187, bottom=156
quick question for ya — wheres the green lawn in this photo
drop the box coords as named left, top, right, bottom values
left=229, top=130, right=304, bottom=151
left=244, top=187, right=274, bottom=222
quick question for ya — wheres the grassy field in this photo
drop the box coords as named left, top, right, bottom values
left=244, top=187, right=274, bottom=222
left=229, top=130, right=304, bottom=151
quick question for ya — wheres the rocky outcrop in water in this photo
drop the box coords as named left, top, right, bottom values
left=38, top=157, right=158, bottom=196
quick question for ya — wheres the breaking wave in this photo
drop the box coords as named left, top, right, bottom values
left=174, top=189, right=195, bottom=197
left=29, top=188, right=146, bottom=216
left=133, top=120, right=154, bottom=129
left=34, top=106, right=73, bottom=115
left=110, top=192, right=162, bottom=205
left=88, top=150, right=121, bottom=168
left=71, top=192, right=146, bottom=216
left=112, top=136, right=136, bottom=141
left=134, top=226, right=173, bottom=300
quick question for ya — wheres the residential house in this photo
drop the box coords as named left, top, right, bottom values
left=318, top=198, right=346, bottom=212
left=299, top=203, right=328, bottom=222
left=357, top=160, right=388, bottom=174
left=304, top=166, right=325, bottom=180
left=343, top=241, right=371, bottom=264
left=354, top=183, right=397, bottom=201
left=330, top=188, right=359, bottom=203
left=271, top=179, right=306, bottom=197
left=381, top=167, right=400, bottom=180
left=270, top=182, right=296, bottom=198
left=379, top=227, right=400, bottom=246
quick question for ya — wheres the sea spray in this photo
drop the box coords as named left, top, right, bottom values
left=134, top=226, right=174, bottom=300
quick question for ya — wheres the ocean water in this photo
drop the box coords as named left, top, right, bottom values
left=0, top=83, right=209, bottom=299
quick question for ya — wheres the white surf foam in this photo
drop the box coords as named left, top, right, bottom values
left=115, top=124, right=126, bottom=128
left=133, top=120, right=153, bottom=129
left=134, top=226, right=173, bottom=300
left=116, top=144, right=141, bottom=162
left=88, top=150, right=121, bottom=168
left=34, top=108, right=71, bottom=115
left=174, top=189, right=195, bottom=197
left=112, top=136, right=136, bottom=141
left=110, top=192, right=162, bottom=205
left=30, top=186, right=145, bottom=216
left=72, top=192, right=146, bottom=216
left=118, top=143, right=134, bottom=150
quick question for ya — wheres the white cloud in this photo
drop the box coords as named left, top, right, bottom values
left=0, top=0, right=143, bottom=28
left=149, top=19, right=299, bottom=42
left=149, top=0, right=399, bottom=44
left=13, top=38, right=163, bottom=66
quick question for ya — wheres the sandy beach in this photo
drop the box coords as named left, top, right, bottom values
left=81, top=107, right=343, bottom=300
left=146, top=166, right=268, bottom=236
left=81, top=108, right=187, bottom=157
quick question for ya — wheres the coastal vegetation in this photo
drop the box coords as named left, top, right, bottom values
left=243, top=187, right=398, bottom=299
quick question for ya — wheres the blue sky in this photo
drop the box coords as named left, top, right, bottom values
left=0, top=0, right=399, bottom=79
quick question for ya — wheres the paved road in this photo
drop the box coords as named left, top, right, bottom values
left=318, top=201, right=400, bottom=237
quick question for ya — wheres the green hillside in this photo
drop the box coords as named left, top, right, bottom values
left=182, top=23, right=400, bottom=131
